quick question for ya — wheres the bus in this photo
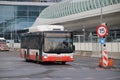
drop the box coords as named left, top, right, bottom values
left=20, top=25, right=75, bottom=64
left=0, top=37, right=9, bottom=51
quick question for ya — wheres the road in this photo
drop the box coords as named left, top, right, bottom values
left=0, top=51, right=120, bottom=80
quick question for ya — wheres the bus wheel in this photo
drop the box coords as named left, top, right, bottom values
left=36, top=61, right=40, bottom=64
left=62, top=62, right=66, bottom=65
left=26, top=59, right=29, bottom=62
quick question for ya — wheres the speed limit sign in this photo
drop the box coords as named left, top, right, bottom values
left=96, top=25, right=108, bottom=37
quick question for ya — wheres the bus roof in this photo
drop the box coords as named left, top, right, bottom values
left=22, top=31, right=73, bottom=37
left=29, top=25, right=64, bottom=32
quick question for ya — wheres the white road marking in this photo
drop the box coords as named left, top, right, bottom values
left=24, top=78, right=30, bottom=79
left=63, top=77, right=72, bottom=79
left=81, top=67, right=90, bottom=70
left=42, top=77, right=52, bottom=79
left=74, top=63, right=88, bottom=66
left=67, top=67, right=76, bottom=70
left=2, top=78, right=9, bottom=79
left=84, top=77, right=94, bottom=80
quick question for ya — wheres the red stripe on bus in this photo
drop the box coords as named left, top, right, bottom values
left=42, top=56, right=74, bottom=62
left=29, top=55, right=36, bottom=60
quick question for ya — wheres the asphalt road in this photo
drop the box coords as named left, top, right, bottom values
left=0, top=51, right=120, bottom=80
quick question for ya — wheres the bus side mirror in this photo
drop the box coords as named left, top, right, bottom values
left=73, top=45, right=75, bottom=52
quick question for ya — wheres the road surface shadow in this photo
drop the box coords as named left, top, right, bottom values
left=22, top=60, right=71, bottom=66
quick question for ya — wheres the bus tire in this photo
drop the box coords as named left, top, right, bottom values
left=62, top=62, right=66, bottom=65
left=36, top=52, right=38, bottom=62
left=36, top=61, right=40, bottom=64
left=24, top=51, right=29, bottom=62
left=24, top=51, right=26, bottom=58
left=26, top=59, right=29, bottom=62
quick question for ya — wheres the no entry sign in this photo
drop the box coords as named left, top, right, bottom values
left=96, top=25, right=108, bottom=37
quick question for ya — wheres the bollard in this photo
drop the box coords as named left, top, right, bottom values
left=99, top=58, right=102, bottom=67
left=99, top=57, right=114, bottom=68
left=99, top=49, right=108, bottom=68
left=108, top=58, right=114, bottom=67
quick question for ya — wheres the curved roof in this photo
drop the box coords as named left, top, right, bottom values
left=39, top=0, right=120, bottom=19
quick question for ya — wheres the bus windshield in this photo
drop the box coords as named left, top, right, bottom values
left=44, top=37, right=74, bottom=53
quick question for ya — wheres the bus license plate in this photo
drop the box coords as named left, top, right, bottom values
left=56, top=59, right=62, bottom=61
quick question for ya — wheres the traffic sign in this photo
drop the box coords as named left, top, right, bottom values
left=96, top=25, right=108, bottom=37
left=99, top=38, right=105, bottom=44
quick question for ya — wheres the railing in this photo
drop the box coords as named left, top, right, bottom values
left=74, top=42, right=120, bottom=53
left=6, top=42, right=120, bottom=53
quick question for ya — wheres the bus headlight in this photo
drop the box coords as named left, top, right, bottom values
left=44, top=56, right=48, bottom=59
left=70, top=56, right=73, bottom=58
left=43, top=54, right=48, bottom=59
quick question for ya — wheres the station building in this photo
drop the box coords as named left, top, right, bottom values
left=0, top=0, right=120, bottom=42
left=0, top=0, right=120, bottom=58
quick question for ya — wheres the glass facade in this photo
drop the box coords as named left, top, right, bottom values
left=0, top=0, right=63, bottom=2
left=0, top=5, right=47, bottom=41
left=0, top=0, right=63, bottom=42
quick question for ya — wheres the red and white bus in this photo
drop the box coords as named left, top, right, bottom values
left=20, top=25, right=75, bottom=64
left=0, top=37, right=9, bottom=51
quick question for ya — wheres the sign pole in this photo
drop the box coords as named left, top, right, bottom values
left=96, top=24, right=109, bottom=68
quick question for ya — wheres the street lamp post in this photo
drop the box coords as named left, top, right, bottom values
left=100, top=0, right=103, bottom=24
left=2, top=20, right=6, bottom=38
left=10, top=22, right=14, bottom=51
left=82, top=26, right=85, bottom=42
left=99, top=0, right=103, bottom=58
